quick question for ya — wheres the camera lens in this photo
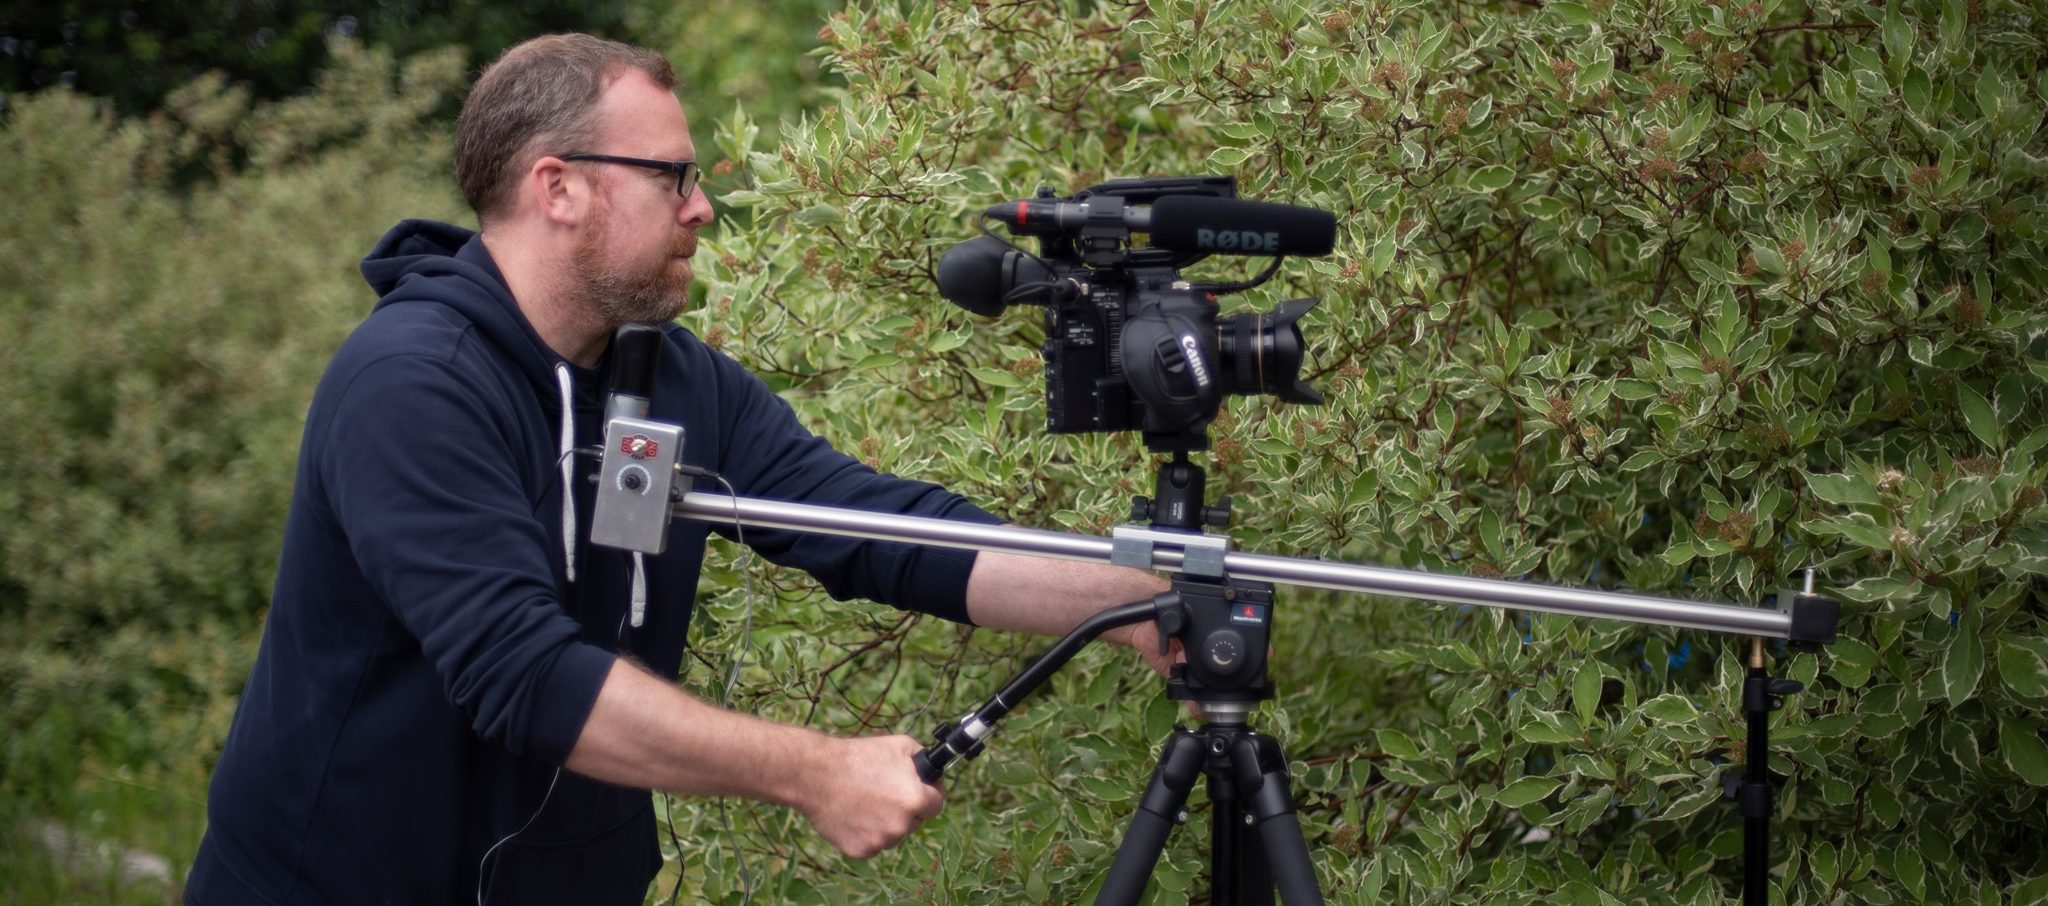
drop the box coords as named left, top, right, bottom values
left=1218, top=298, right=1322, bottom=404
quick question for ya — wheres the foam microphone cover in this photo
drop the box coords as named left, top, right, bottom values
left=611, top=324, right=664, bottom=400
left=604, top=323, right=664, bottom=423
left=1148, top=195, right=1338, bottom=257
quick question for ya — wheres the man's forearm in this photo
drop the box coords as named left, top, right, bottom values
left=964, top=550, right=1170, bottom=638
left=562, top=657, right=946, bottom=859
left=563, top=658, right=820, bottom=808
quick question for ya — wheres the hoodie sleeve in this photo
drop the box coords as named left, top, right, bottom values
left=317, top=352, right=614, bottom=765
left=705, top=350, right=1002, bottom=624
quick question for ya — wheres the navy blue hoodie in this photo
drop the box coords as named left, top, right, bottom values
left=186, top=220, right=997, bottom=905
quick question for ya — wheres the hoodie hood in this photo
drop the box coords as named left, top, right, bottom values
left=360, top=218, right=602, bottom=589
left=360, top=218, right=575, bottom=397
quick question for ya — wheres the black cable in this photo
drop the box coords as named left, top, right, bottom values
left=1193, top=255, right=1286, bottom=296
left=663, top=469, right=756, bottom=906
left=976, top=213, right=1088, bottom=307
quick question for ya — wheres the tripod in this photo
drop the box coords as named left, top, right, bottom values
left=916, top=450, right=1325, bottom=904
left=1097, top=707, right=1322, bottom=906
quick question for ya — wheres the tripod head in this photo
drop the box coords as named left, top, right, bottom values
left=1112, top=445, right=1277, bottom=706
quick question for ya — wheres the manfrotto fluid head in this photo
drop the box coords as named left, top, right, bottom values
left=936, top=176, right=1336, bottom=452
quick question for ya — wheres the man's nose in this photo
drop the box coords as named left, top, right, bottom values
left=680, top=186, right=714, bottom=228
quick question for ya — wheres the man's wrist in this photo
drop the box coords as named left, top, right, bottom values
left=771, top=727, right=833, bottom=814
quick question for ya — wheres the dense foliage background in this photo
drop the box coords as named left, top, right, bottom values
left=4, top=1, right=2046, bottom=904
left=0, top=1, right=657, bottom=116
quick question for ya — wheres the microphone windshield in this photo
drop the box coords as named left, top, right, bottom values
left=1147, top=195, right=1337, bottom=257
left=610, top=324, right=664, bottom=400
left=603, top=324, right=664, bottom=423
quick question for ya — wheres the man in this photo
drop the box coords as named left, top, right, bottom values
left=186, top=33, right=1171, bottom=905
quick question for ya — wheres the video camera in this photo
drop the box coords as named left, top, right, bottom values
left=936, top=176, right=1337, bottom=451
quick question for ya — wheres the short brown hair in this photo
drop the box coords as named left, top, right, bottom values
left=455, top=34, right=677, bottom=224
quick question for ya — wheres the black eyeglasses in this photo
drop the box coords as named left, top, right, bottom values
left=559, top=153, right=701, bottom=198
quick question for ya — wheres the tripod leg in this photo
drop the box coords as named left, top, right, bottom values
left=1096, top=729, right=1207, bottom=906
left=1229, top=734, right=1324, bottom=906
left=1209, top=765, right=1242, bottom=904
left=1227, top=797, right=1275, bottom=906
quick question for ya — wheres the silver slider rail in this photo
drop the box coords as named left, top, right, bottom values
left=673, top=491, right=1793, bottom=639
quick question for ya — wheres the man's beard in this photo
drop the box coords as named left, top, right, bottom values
left=572, top=189, right=697, bottom=325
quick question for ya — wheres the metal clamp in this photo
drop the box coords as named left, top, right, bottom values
left=1111, top=524, right=1232, bottom=577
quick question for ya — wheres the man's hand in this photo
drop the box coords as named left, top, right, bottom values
left=1108, top=620, right=1184, bottom=679
left=796, top=734, right=945, bottom=859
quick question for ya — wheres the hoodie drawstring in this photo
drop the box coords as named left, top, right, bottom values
left=630, top=553, right=647, bottom=628
left=555, top=364, right=578, bottom=585
left=555, top=363, right=650, bottom=627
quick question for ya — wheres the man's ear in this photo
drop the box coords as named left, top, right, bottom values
left=530, top=156, right=588, bottom=227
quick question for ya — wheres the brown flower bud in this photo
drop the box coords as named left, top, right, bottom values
left=1954, top=288, right=1984, bottom=328
left=1711, top=51, right=1749, bottom=80
left=1547, top=394, right=1574, bottom=425
left=1213, top=436, right=1243, bottom=467
left=1958, top=457, right=2000, bottom=478
left=1717, top=512, right=1756, bottom=548
left=1442, top=102, right=1470, bottom=134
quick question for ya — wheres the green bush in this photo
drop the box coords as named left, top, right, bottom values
left=0, top=1, right=656, bottom=117
left=0, top=39, right=469, bottom=899
left=674, top=0, right=2048, bottom=902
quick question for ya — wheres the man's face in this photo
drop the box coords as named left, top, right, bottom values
left=573, top=177, right=697, bottom=325
left=568, top=71, right=715, bottom=325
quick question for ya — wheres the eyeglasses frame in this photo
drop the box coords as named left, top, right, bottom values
left=559, top=153, right=701, bottom=199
